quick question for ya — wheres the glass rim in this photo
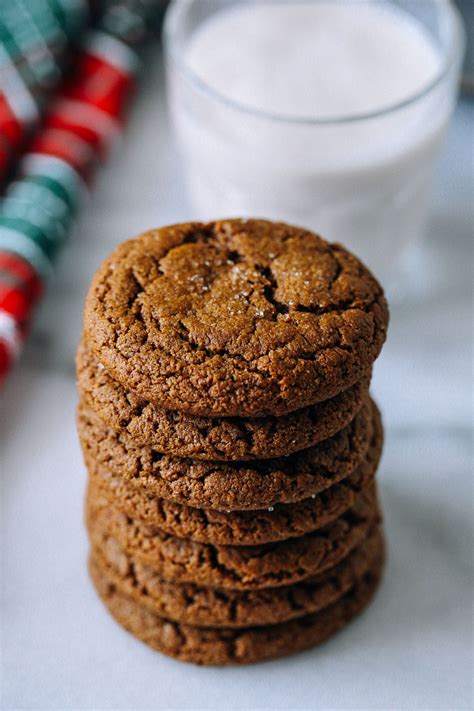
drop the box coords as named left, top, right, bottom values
left=163, top=0, right=465, bottom=126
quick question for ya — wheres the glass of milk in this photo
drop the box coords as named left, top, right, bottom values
left=164, top=0, right=464, bottom=287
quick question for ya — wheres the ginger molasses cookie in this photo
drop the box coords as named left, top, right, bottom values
left=88, top=407, right=382, bottom=545
left=90, top=526, right=384, bottom=628
left=78, top=399, right=375, bottom=512
left=83, top=219, right=388, bottom=417
left=77, top=338, right=371, bottom=460
left=86, top=485, right=380, bottom=591
left=90, top=557, right=384, bottom=665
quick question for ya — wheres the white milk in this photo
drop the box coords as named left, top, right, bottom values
left=167, top=1, right=461, bottom=283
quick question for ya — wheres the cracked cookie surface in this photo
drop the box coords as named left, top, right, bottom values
left=88, top=405, right=382, bottom=545
left=78, top=399, right=375, bottom=512
left=83, top=219, right=388, bottom=417
left=90, top=526, right=383, bottom=628
left=86, top=485, right=380, bottom=591
left=90, top=555, right=383, bottom=665
left=77, top=338, right=371, bottom=460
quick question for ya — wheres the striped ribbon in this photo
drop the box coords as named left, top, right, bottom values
left=0, top=0, right=164, bottom=382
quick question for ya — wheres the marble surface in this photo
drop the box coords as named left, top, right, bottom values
left=1, top=51, right=473, bottom=711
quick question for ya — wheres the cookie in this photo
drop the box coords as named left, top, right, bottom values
left=90, top=556, right=383, bottom=665
left=88, top=409, right=382, bottom=545
left=78, top=399, right=375, bottom=512
left=83, top=219, right=388, bottom=417
left=86, top=485, right=380, bottom=591
left=77, top=338, right=371, bottom=460
left=90, top=526, right=383, bottom=628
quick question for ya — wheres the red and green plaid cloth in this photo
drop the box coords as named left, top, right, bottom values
left=0, top=0, right=164, bottom=383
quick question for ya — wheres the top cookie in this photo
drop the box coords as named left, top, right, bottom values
left=83, top=219, right=388, bottom=417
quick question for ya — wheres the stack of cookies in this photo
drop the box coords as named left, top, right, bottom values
left=76, top=219, right=389, bottom=665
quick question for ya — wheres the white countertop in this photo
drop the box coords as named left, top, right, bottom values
left=2, top=50, right=472, bottom=711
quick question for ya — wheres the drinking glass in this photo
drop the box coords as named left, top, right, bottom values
left=164, top=0, right=465, bottom=288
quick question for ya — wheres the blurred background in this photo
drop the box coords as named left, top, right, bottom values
left=1, top=1, right=472, bottom=709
